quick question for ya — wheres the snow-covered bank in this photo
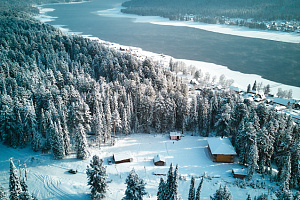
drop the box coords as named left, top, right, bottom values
left=96, top=5, right=300, bottom=44
left=0, top=134, right=279, bottom=199
left=36, top=4, right=300, bottom=99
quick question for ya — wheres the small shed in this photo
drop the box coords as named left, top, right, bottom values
left=229, top=86, right=243, bottom=94
left=207, top=137, right=237, bottom=163
left=232, top=168, right=247, bottom=179
left=153, top=154, right=166, bottom=166
left=170, top=132, right=181, bottom=140
left=113, top=152, right=133, bottom=164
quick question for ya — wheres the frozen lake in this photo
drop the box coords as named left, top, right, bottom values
left=41, top=0, right=300, bottom=87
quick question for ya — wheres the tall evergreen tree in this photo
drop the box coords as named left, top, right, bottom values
left=195, top=177, right=204, bottom=200
left=9, top=159, right=23, bottom=200
left=86, top=155, right=107, bottom=199
left=188, top=176, right=195, bottom=200
left=75, top=124, right=88, bottom=159
left=157, top=178, right=166, bottom=200
left=123, top=169, right=146, bottom=200
left=0, top=184, right=8, bottom=200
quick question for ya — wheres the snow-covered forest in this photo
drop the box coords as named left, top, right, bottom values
left=0, top=0, right=300, bottom=199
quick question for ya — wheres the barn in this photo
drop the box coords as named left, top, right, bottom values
left=113, top=152, right=133, bottom=164
left=232, top=168, right=247, bottom=179
left=207, top=137, right=237, bottom=163
left=153, top=154, right=166, bottom=166
left=170, top=132, right=181, bottom=140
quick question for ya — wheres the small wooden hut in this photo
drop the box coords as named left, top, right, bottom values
left=170, top=132, right=181, bottom=140
left=113, top=152, right=133, bottom=164
left=232, top=168, right=247, bottom=179
left=153, top=154, right=166, bottom=166
left=207, top=137, right=236, bottom=163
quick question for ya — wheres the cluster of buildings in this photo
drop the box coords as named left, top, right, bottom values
left=228, top=86, right=300, bottom=125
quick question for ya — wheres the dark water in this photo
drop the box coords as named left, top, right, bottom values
left=44, top=0, right=300, bottom=87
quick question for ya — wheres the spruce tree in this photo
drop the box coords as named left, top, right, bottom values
left=86, top=155, right=107, bottom=199
left=188, top=177, right=195, bottom=200
left=76, top=124, right=88, bottom=159
left=0, top=184, right=8, bottom=200
left=157, top=178, right=166, bottom=200
left=9, top=159, right=23, bottom=200
left=195, top=177, right=204, bottom=200
left=166, top=163, right=174, bottom=198
left=123, top=169, right=146, bottom=200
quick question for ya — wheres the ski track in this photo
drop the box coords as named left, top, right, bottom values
left=32, top=172, right=72, bottom=200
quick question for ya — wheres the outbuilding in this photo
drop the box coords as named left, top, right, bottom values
left=207, top=137, right=237, bottom=163
left=113, top=152, right=133, bottom=164
left=170, top=132, right=181, bottom=140
left=232, top=168, right=247, bottom=179
left=153, top=154, right=166, bottom=166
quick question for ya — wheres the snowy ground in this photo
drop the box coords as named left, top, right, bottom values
left=35, top=4, right=300, bottom=99
left=0, top=134, right=278, bottom=199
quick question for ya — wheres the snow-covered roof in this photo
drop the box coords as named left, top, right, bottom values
left=113, top=152, right=133, bottom=162
left=232, top=168, right=247, bottom=175
left=207, top=137, right=237, bottom=155
left=229, top=86, right=243, bottom=93
left=154, top=154, right=165, bottom=163
left=170, top=132, right=181, bottom=137
left=273, top=97, right=291, bottom=106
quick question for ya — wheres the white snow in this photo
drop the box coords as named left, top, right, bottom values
left=0, top=134, right=279, bottom=199
left=207, top=137, right=237, bottom=155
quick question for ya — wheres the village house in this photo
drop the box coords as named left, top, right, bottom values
left=207, top=137, right=237, bottom=163
left=229, top=86, right=243, bottom=94
left=170, top=132, right=181, bottom=140
left=153, top=154, right=166, bottom=166
left=113, top=152, right=133, bottom=164
left=272, top=97, right=292, bottom=107
left=232, top=168, right=247, bottom=179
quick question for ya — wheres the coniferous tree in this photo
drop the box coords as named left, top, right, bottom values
left=195, top=177, right=204, bottom=200
left=75, top=124, right=88, bottom=159
left=188, top=176, right=195, bottom=200
left=86, top=155, right=107, bottom=199
left=9, top=159, right=23, bottom=200
left=123, top=169, right=146, bottom=200
left=0, top=184, right=8, bottom=200
left=157, top=178, right=166, bottom=200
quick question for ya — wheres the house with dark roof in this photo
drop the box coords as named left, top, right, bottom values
left=207, top=137, right=237, bottom=163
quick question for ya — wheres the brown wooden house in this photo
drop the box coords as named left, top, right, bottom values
left=113, top=152, right=133, bottom=164
left=170, top=132, right=181, bottom=140
left=232, top=168, right=247, bottom=179
left=207, top=137, right=236, bottom=163
left=153, top=154, right=166, bottom=166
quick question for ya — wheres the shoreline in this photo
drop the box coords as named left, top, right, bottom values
left=35, top=3, right=300, bottom=99
left=97, top=5, right=300, bottom=44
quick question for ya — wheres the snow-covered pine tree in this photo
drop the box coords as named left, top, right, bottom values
left=188, top=176, right=195, bottom=200
left=211, top=185, right=232, bottom=200
left=123, top=169, right=146, bottom=200
left=222, top=185, right=233, bottom=200
left=256, top=193, right=268, bottom=200
left=50, top=121, right=65, bottom=159
left=195, top=177, right=204, bottom=200
left=0, top=184, right=8, bottom=200
left=166, top=163, right=174, bottom=198
left=247, top=136, right=258, bottom=179
left=157, top=178, right=166, bottom=200
left=9, top=159, right=23, bottom=200
left=246, top=194, right=251, bottom=200
left=75, top=124, right=88, bottom=159
left=86, top=155, right=107, bottom=199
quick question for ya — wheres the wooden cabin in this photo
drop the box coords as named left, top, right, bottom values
left=113, top=152, right=133, bottom=164
left=170, top=132, right=181, bottom=140
left=232, top=168, right=247, bottom=179
left=207, top=137, right=237, bottom=163
left=153, top=154, right=166, bottom=166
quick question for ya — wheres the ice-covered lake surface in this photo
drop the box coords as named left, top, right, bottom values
left=36, top=0, right=300, bottom=97
left=0, top=134, right=279, bottom=199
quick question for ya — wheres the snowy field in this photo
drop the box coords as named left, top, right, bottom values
left=35, top=4, right=300, bottom=99
left=0, top=134, right=278, bottom=199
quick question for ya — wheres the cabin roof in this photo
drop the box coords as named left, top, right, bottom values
left=170, top=132, right=181, bottom=137
left=207, top=137, right=237, bottom=155
left=273, top=97, right=291, bottom=106
left=113, top=152, right=132, bottom=161
left=154, top=154, right=165, bottom=163
left=232, top=168, right=247, bottom=176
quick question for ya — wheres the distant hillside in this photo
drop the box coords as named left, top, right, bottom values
left=121, top=0, right=300, bottom=21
